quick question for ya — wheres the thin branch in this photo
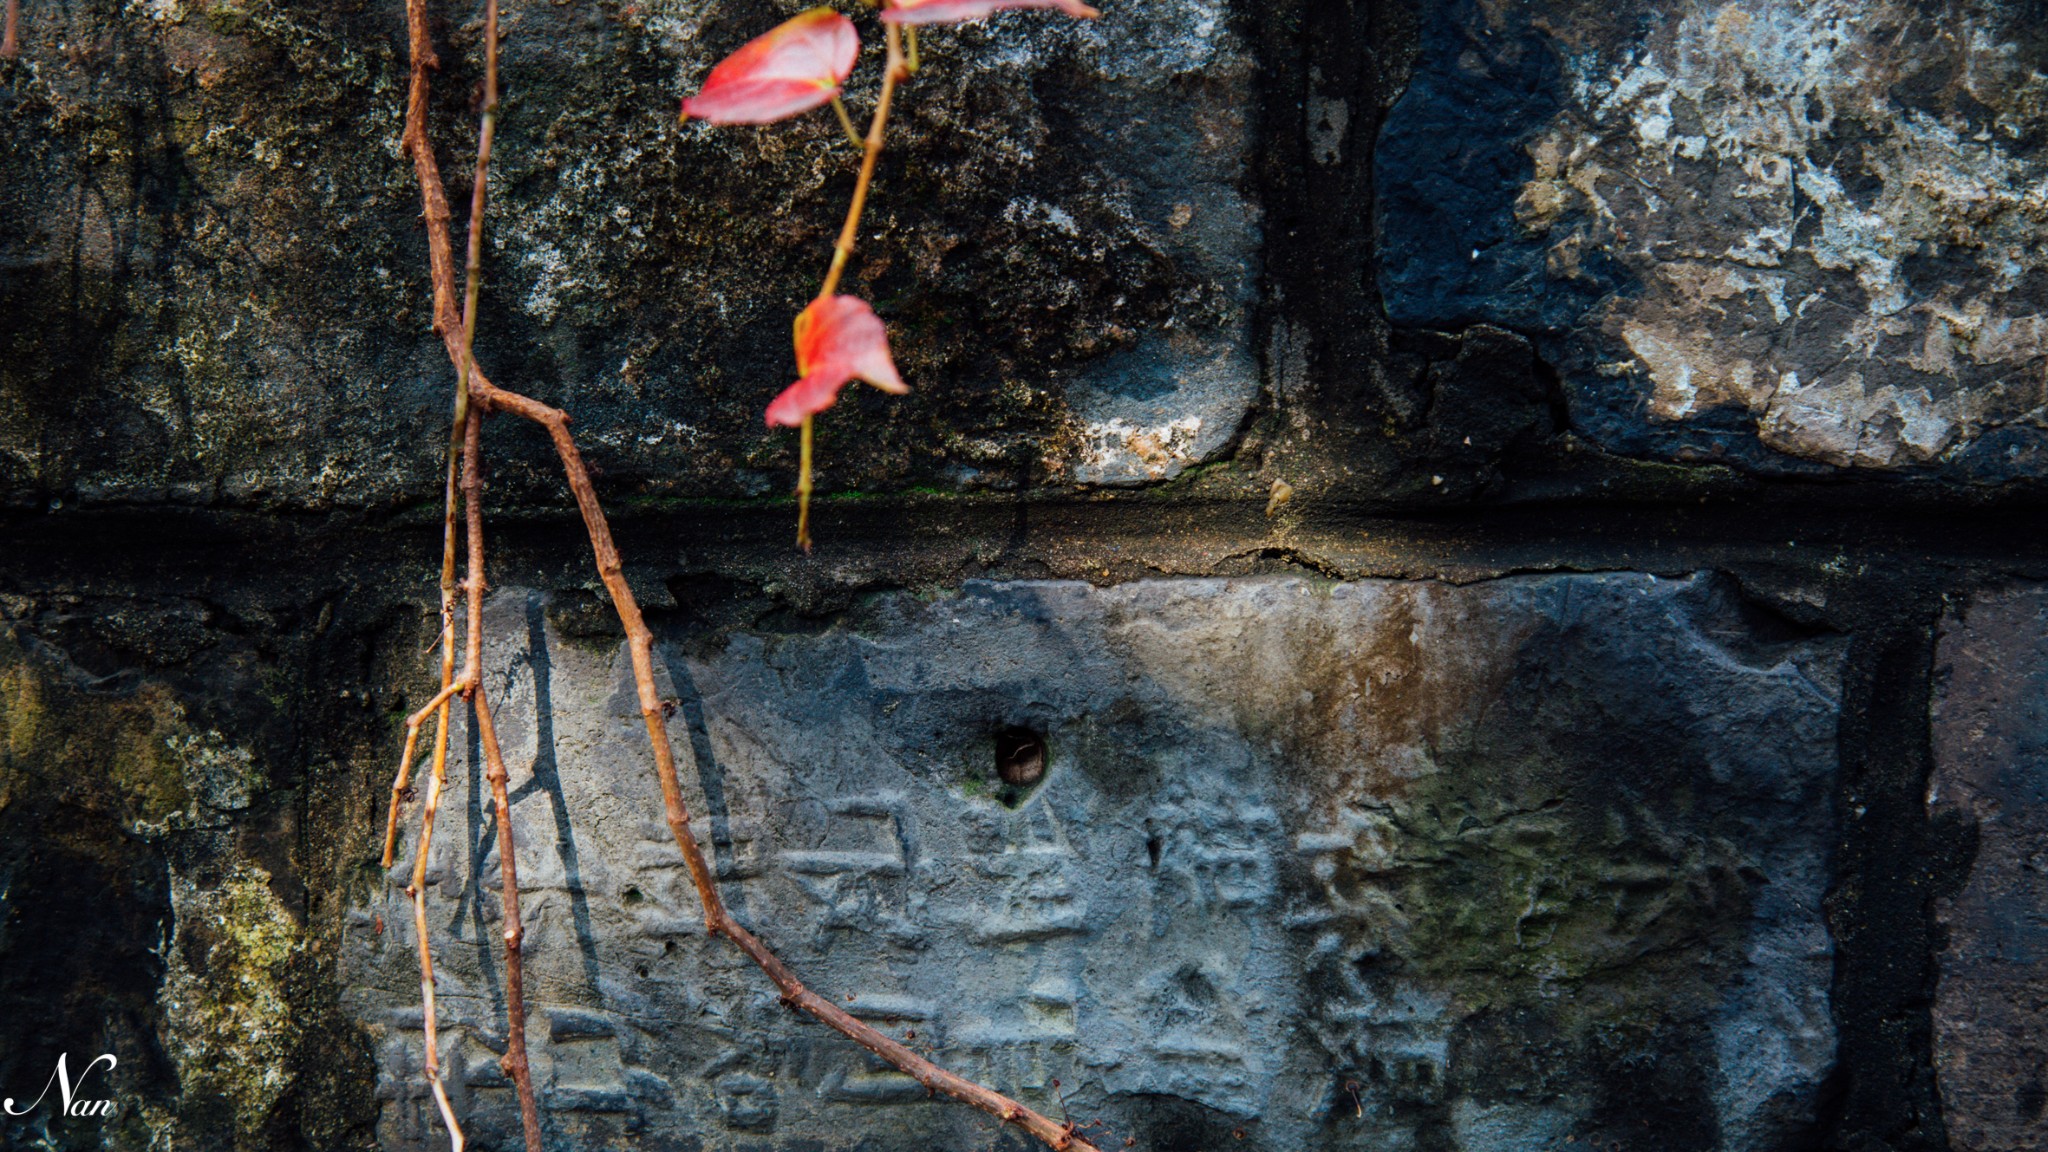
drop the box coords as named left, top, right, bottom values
left=2, top=0, right=18, bottom=59
left=407, top=891, right=464, bottom=1152
left=398, top=0, right=540, bottom=1147
left=471, top=682, right=538, bottom=1145
left=830, top=95, right=863, bottom=149
left=448, top=0, right=542, bottom=1136
left=469, top=371, right=1109, bottom=1152
left=397, top=2, right=1104, bottom=1148
left=454, top=0, right=501, bottom=468
left=381, top=710, right=427, bottom=869
left=459, top=409, right=543, bottom=1152
left=378, top=582, right=463, bottom=868
left=383, top=29, right=476, bottom=864
left=405, top=626, right=465, bottom=1152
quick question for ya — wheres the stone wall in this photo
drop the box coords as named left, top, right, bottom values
left=1, top=0, right=2044, bottom=1150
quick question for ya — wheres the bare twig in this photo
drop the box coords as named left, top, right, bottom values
left=392, top=0, right=541, bottom=1146
left=459, top=410, right=543, bottom=1152
left=394, top=395, right=468, bottom=1152
left=395, top=2, right=1105, bottom=1149
left=379, top=588, right=461, bottom=868
left=795, top=16, right=912, bottom=550
left=2, top=0, right=18, bottom=59
left=380, top=704, right=429, bottom=868
left=404, top=618, right=466, bottom=1152
left=454, top=0, right=501, bottom=476
left=406, top=890, right=464, bottom=1152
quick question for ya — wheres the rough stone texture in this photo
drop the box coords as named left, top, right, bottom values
left=1930, top=583, right=2048, bottom=1152
left=4, top=0, right=2038, bottom=1148
left=1378, top=0, right=2048, bottom=477
left=340, top=573, right=1842, bottom=1151
left=0, top=580, right=380, bottom=1151
left=0, top=0, right=1255, bottom=511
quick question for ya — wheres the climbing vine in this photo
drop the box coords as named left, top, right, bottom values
left=379, top=1, right=1110, bottom=1150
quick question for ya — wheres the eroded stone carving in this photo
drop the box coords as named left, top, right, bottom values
left=342, top=573, right=1842, bottom=1150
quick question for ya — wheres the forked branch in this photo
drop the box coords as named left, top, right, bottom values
left=392, top=3, right=1106, bottom=1149
left=402, top=573, right=465, bottom=1151
left=386, top=0, right=542, bottom=1147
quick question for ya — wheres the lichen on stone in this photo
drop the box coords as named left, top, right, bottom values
left=157, top=863, right=303, bottom=1142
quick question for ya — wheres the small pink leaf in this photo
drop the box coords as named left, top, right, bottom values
left=682, top=7, right=860, bottom=125
left=765, top=295, right=907, bottom=427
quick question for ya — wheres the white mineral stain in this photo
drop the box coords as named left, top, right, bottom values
left=1077, top=414, right=1205, bottom=482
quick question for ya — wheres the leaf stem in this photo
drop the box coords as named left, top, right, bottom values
left=818, top=19, right=905, bottom=299
left=830, top=94, right=863, bottom=148
left=798, top=414, right=815, bottom=551
left=799, top=16, right=909, bottom=545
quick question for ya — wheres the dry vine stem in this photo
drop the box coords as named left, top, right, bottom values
left=3, top=0, right=19, bottom=58
left=380, top=0, right=543, bottom=1148
left=385, top=2, right=1107, bottom=1150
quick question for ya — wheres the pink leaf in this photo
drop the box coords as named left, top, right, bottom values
left=682, top=7, right=860, bottom=125
left=765, top=372, right=845, bottom=427
left=765, top=295, right=907, bottom=427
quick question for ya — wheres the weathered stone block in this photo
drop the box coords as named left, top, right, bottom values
left=1931, top=584, right=2048, bottom=1151
left=0, top=0, right=1255, bottom=510
left=345, top=572, right=1843, bottom=1150
left=1378, top=0, right=2048, bottom=477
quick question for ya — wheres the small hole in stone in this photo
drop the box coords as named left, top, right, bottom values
left=637, top=965, right=651, bottom=979
left=995, top=727, right=1046, bottom=788
left=623, top=886, right=645, bottom=905
left=663, top=940, right=675, bottom=954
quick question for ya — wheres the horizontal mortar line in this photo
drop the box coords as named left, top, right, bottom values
left=8, top=496, right=2048, bottom=586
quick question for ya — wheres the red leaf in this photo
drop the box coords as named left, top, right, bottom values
left=766, top=296, right=907, bottom=427
left=682, top=7, right=859, bottom=125
left=881, top=0, right=1099, bottom=25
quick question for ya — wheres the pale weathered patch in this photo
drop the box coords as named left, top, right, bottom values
left=1379, top=0, right=2048, bottom=474
left=1546, top=0, right=2048, bottom=466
